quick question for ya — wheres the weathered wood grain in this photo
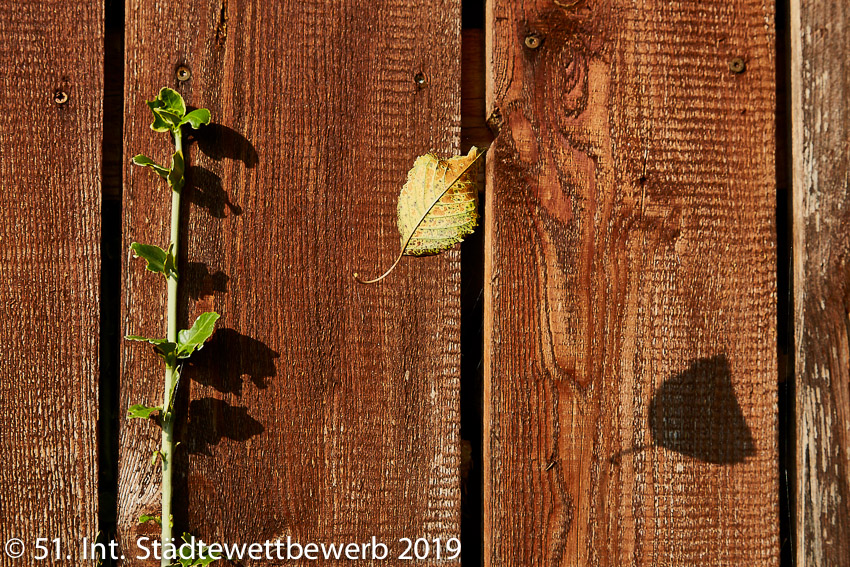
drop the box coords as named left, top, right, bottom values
left=484, top=0, right=778, bottom=565
left=0, top=1, right=102, bottom=564
left=791, top=0, right=850, bottom=565
left=119, top=1, right=462, bottom=564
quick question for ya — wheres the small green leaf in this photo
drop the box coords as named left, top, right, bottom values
left=125, top=335, right=179, bottom=365
left=130, top=242, right=178, bottom=279
left=151, top=450, right=161, bottom=466
left=177, top=533, right=222, bottom=567
left=176, top=312, right=220, bottom=359
left=138, top=514, right=161, bottom=526
left=153, top=108, right=183, bottom=129
left=147, top=108, right=181, bottom=131
left=130, top=242, right=166, bottom=272
left=146, top=87, right=185, bottom=131
left=125, top=335, right=170, bottom=345
left=165, top=370, right=181, bottom=415
left=193, top=553, right=221, bottom=567
left=157, top=87, right=186, bottom=116
left=127, top=404, right=162, bottom=420
left=148, top=108, right=172, bottom=133
left=168, top=151, right=185, bottom=192
left=180, top=109, right=211, bottom=130
left=164, top=244, right=178, bottom=279
left=132, top=154, right=169, bottom=179
left=156, top=343, right=178, bottom=366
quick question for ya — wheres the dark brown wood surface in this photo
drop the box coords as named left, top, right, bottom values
left=462, top=29, right=491, bottom=152
left=119, top=1, right=463, bottom=563
left=484, top=1, right=778, bottom=565
left=0, top=1, right=102, bottom=565
left=792, top=0, right=850, bottom=565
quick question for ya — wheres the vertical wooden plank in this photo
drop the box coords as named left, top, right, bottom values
left=484, top=0, right=778, bottom=565
left=119, top=0, right=462, bottom=562
left=0, top=1, right=102, bottom=564
left=791, top=0, right=850, bottom=565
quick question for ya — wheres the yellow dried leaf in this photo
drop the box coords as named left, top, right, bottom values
left=398, top=146, right=483, bottom=255
left=355, top=146, right=485, bottom=284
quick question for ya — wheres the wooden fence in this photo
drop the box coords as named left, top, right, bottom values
left=0, top=0, right=846, bottom=565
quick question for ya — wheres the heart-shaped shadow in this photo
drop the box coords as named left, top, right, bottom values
left=649, top=354, right=755, bottom=464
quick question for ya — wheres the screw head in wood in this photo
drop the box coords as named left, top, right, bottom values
left=413, top=72, right=427, bottom=87
left=176, top=65, right=192, bottom=81
left=728, top=57, right=746, bottom=74
left=53, top=90, right=69, bottom=105
left=524, top=34, right=542, bottom=49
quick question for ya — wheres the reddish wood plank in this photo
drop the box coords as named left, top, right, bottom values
left=119, top=1, right=463, bottom=563
left=484, top=0, right=778, bottom=564
left=791, top=0, right=850, bottom=564
left=0, top=1, right=102, bottom=563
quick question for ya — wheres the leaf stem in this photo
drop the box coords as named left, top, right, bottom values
left=160, top=129, right=183, bottom=565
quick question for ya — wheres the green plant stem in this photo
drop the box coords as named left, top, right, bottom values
left=161, top=130, right=183, bottom=565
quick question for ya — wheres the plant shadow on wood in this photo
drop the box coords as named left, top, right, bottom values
left=649, top=354, right=755, bottom=464
left=183, top=397, right=265, bottom=456
left=186, top=166, right=243, bottom=218
left=168, top=121, right=264, bottom=538
left=183, top=262, right=229, bottom=301
left=190, top=122, right=259, bottom=168
left=171, top=397, right=265, bottom=534
left=612, top=354, right=755, bottom=465
left=186, top=328, right=279, bottom=395
left=185, top=121, right=258, bottom=218
left=171, top=330, right=272, bottom=528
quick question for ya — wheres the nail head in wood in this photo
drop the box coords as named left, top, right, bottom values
left=176, top=65, right=191, bottom=82
left=53, top=90, right=68, bottom=105
left=413, top=72, right=427, bottom=87
left=524, top=34, right=542, bottom=49
left=728, top=57, right=746, bottom=74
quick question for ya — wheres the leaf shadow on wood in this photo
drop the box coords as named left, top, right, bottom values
left=190, top=122, right=259, bottom=168
left=612, top=354, right=756, bottom=465
left=650, top=354, right=755, bottom=464
left=183, top=261, right=229, bottom=301
left=183, top=397, right=265, bottom=456
left=185, top=328, right=279, bottom=395
left=171, top=397, right=265, bottom=534
left=185, top=166, right=243, bottom=218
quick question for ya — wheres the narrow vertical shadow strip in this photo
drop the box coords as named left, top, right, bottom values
left=774, top=0, right=795, bottom=564
left=460, top=1, right=488, bottom=564
left=98, top=0, right=125, bottom=562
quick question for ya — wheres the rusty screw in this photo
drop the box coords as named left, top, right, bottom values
left=413, top=72, right=426, bottom=87
left=524, top=34, right=542, bottom=49
left=728, top=57, right=746, bottom=74
left=53, top=90, right=69, bottom=105
left=176, top=65, right=191, bottom=82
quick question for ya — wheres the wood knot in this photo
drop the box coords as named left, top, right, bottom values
left=486, top=108, right=504, bottom=135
